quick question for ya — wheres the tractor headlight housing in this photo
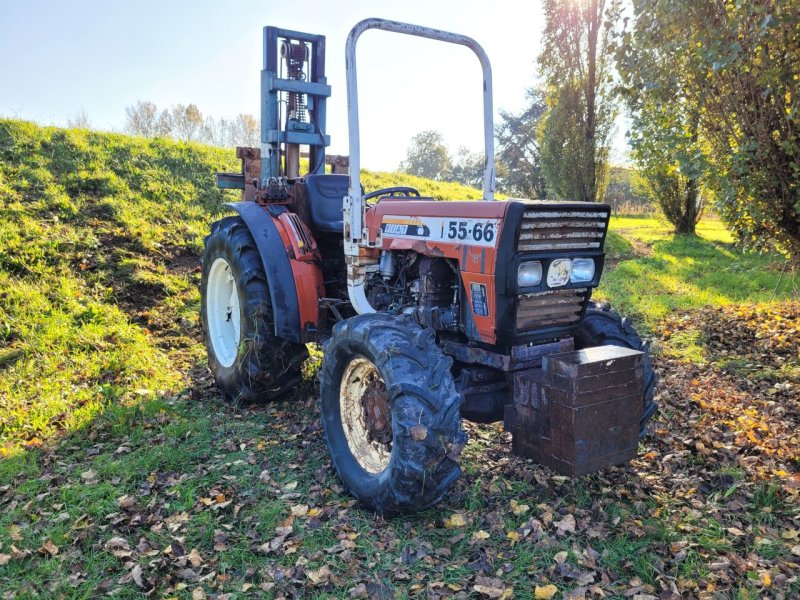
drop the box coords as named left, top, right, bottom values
left=570, top=258, right=596, bottom=283
left=517, top=261, right=543, bottom=287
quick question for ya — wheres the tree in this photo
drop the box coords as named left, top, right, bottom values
left=124, top=101, right=171, bottom=138
left=697, top=1, right=800, bottom=259
left=496, top=89, right=547, bottom=199
left=604, top=165, right=652, bottom=214
left=537, top=0, right=618, bottom=202
left=202, top=116, right=232, bottom=148
left=171, top=104, right=204, bottom=142
left=615, top=1, right=800, bottom=256
left=124, top=101, right=261, bottom=149
left=67, top=110, right=90, bottom=130
left=399, top=130, right=452, bottom=181
left=449, top=146, right=484, bottom=189
left=615, top=1, right=709, bottom=234
left=230, top=113, right=260, bottom=147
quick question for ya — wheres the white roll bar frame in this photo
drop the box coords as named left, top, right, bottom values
left=343, top=18, right=497, bottom=315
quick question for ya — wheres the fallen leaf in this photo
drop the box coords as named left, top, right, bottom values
left=348, top=583, right=368, bottom=598
left=212, top=530, right=229, bottom=551
left=131, top=564, right=148, bottom=589
left=511, top=499, right=530, bottom=516
left=554, top=550, right=568, bottom=564
left=0, top=554, right=10, bottom=566
left=760, top=571, right=772, bottom=587
left=104, top=536, right=132, bottom=558
left=8, top=524, right=22, bottom=541
left=473, top=576, right=511, bottom=598
left=472, top=529, right=491, bottom=541
left=9, top=545, right=30, bottom=560
left=39, top=539, right=59, bottom=556
left=117, top=495, right=136, bottom=509
left=290, top=504, right=309, bottom=517
left=555, top=514, right=576, bottom=534
left=535, top=584, right=559, bottom=599
left=177, top=568, right=199, bottom=581
left=187, top=548, right=203, bottom=568
left=445, top=513, right=467, bottom=528
left=564, top=587, right=589, bottom=600
left=306, top=565, right=332, bottom=586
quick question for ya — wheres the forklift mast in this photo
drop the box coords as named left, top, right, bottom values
left=217, top=27, right=332, bottom=198
left=261, top=27, right=331, bottom=182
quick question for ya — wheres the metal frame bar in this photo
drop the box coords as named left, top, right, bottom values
left=343, top=17, right=497, bottom=315
left=345, top=18, right=495, bottom=208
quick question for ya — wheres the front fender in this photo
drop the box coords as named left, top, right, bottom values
left=224, top=202, right=302, bottom=343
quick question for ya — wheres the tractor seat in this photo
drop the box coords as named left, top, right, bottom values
left=304, top=174, right=349, bottom=233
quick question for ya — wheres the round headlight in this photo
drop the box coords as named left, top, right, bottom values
left=518, top=261, right=543, bottom=287
left=570, top=258, right=596, bottom=283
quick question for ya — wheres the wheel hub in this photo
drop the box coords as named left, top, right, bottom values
left=206, top=257, right=241, bottom=368
left=362, top=373, right=392, bottom=445
left=340, top=357, right=392, bottom=474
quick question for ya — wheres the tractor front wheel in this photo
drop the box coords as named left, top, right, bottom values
left=318, top=314, right=466, bottom=515
left=201, top=216, right=307, bottom=403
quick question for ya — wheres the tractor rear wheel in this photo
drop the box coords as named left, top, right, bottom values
left=201, top=216, right=307, bottom=403
left=574, top=301, right=658, bottom=437
left=318, top=314, right=466, bottom=515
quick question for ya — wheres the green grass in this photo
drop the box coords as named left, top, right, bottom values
left=598, top=215, right=797, bottom=331
left=0, top=119, right=483, bottom=454
left=1, top=119, right=797, bottom=598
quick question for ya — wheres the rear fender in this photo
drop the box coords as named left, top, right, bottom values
left=224, top=202, right=323, bottom=343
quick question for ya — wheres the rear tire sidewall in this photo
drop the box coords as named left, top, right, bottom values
left=201, top=233, right=257, bottom=397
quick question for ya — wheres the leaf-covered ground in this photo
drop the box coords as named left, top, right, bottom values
left=1, top=120, right=799, bottom=598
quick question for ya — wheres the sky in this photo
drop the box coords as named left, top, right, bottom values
left=0, top=0, right=629, bottom=171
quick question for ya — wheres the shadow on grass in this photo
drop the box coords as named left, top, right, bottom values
left=599, top=228, right=796, bottom=329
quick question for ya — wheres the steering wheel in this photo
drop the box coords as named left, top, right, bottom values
left=363, top=186, right=422, bottom=203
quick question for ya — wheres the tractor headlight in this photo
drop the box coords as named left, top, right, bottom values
left=570, top=258, right=596, bottom=283
left=517, top=261, right=543, bottom=287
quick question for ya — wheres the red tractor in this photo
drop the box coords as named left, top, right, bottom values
left=201, top=19, right=657, bottom=515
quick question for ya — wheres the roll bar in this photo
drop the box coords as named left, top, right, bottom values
left=346, top=18, right=496, bottom=209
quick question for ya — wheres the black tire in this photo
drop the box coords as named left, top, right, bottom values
left=574, top=301, right=658, bottom=437
left=318, top=314, right=466, bottom=515
left=201, top=216, right=307, bottom=403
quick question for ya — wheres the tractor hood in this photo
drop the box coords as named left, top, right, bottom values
left=366, top=199, right=511, bottom=249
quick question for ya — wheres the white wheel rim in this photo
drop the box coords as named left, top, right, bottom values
left=340, top=357, right=392, bottom=474
left=206, top=257, right=241, bottom=368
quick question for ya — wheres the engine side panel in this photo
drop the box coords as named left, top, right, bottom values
left=365, top=199, right=511, bottom=344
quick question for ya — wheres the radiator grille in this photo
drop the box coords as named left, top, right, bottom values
left=518, top=208, right=609, bottom=252
left=516, top=288, right=589, bottom=330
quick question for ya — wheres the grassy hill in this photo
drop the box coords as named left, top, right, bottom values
left=0, top=119, right=797, bottom=598
left=0, top=119, right=484, bottom=451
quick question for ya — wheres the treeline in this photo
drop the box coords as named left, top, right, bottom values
left=123, top=101, right=259, bottom=148
left=400, top=1, right=799, bottom=259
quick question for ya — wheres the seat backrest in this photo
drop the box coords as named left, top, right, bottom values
left=304, top=174, right=349, bottom=233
